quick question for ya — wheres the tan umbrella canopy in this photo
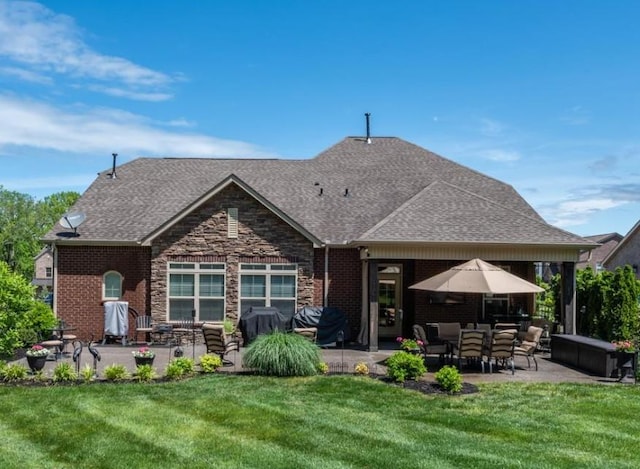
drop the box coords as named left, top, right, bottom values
left=409, top=258, right=544, bottom=294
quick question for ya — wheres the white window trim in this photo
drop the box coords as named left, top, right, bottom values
left=238, top=263, right=298, bottom=316
left=167, top=262, right=226, bottom=322
left=103, top=270, right=123, bottom=301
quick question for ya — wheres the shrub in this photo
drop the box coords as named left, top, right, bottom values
left=52, top=362, right=77, bottom=383
left=354, top=362, right=369, bottom=375
left=386, top=351, right=426, bottom=382
left=79, top=364, right=95, bottom=382
left=199, top=354, right=223, bottom=373
left=0, top=261, right=57, bottom=357
left=103, top=364, right=129, bottom=381
left=242, top=331, right=321, bottom=377
left=434, top=365, right=463, bottom=393
left=135, top=364, right=157, bottom=382
left=317, top=362, right=329, bottom=374
left=166, top=357, right=195, bottom=380
left=1, top=363, right=28, bottom=381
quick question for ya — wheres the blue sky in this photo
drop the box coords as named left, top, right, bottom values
left=0, top=0, right=638, bottom=237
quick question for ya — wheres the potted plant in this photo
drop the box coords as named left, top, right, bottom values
left=132, top=346, right=155, bottom=367
left=396, top=336, right=423, bottom=353
left=25, top=345, right=50, bottom=372
left=612, top=340, right=637, bottom=383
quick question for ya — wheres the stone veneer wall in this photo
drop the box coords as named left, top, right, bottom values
left=150, top=184, right=314, bottom=324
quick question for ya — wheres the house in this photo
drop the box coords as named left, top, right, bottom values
left=603, top=220, right=640, bottom=279
left=576, top=232, right=623, bottom=272
left=43, top=136, right=596, bottom=350
left=32, top=246, right=53, bottom=294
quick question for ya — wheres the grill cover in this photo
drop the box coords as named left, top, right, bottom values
left=293, top=306, right=350, bottom=346
left=103, top=301, right=129, bottom=337
left=239, top=306, right=291, bottom=346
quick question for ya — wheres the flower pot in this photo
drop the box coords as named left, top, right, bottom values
left=26, top=355, right=47, bottom=372
left=134, top=356, right=155, bottom=367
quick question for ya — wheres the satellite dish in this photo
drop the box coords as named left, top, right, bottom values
left=59, top=211, right=86, bottom=235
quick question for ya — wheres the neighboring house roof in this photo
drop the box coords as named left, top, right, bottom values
left=603, top=220, right=640, bottom=267
left=33, top=246, right=52, bottom=261
left=43, top=136, right=595, bottom=248
left=577, top=232, right=623, bottom=269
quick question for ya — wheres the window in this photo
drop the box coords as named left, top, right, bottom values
left=482, top=265, right=510, bottom=320
left=239, top=263, right=297, bottom=316
left=45, top=267, right=52, bottom=278
left=103, top=271, right=123, bottom=300
left=167, top=263, right=225, bottom=321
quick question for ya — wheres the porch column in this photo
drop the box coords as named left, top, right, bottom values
left=368, top=260, right=379, bottom=352
left=561, top=262, right=577, bottom=334
left=357, top=259, right=369, bottom=346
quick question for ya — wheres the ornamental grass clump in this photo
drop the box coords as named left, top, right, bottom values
left=135, top=364, right=156, bottom=382
left=103, top=364, right=129, bottom=382
left=386, top=351, right=426, bottom=382
left=1, top=363, right=29, bottom=381
left=243, top=331, right=321, bottom=377
left=53, top=362, right=77, bottom=383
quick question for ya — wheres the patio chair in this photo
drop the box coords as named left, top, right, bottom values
left=202, top=323, right=240, bottom=365
left=455, top=329, right=486, bottom=372
left=413, top=324, right=448, bottom=364
left=134, top=315, right=154, bottom=343
left=514, top=326, right=543, bottom=371
left=484, top=330, right=516, bottom=374
left=293, top=327, right=318, bottom=343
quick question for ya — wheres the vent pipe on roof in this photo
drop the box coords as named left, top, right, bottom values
left=364, top=112, right=371, bottom=143
left=365, top=113, right=371, bottom=144
left=109, top=153, right=118, bottom=179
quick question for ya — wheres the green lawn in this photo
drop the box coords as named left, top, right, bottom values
left=1, top=375, right=639, bottom=468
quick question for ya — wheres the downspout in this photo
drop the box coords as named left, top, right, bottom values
left=51, top=241, right=58, bottom=317
left=323, top=243, right=329, bottom=307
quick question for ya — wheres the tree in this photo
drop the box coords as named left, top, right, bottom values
left=604, top=265, right=640, bottom=341
left=575, top=265, right=640, bottom=341
left=0, top=261, right=57, bottom=357
left=0, top=187, right=79, bottom=280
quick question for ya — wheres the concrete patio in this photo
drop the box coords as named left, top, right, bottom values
left=9, top=339, right=629, bottom=385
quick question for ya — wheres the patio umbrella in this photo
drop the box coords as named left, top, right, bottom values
left=409, top=258, right=544, bottom=294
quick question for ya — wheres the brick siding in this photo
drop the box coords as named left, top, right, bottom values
left=56, top=245, right=151, bottom=341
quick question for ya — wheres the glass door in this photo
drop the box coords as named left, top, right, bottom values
left=378, top=265, right=402, bottom=338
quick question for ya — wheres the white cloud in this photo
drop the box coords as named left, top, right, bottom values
left=0, top=94, right=275, bottom=158
left=87, top=85, right=173, bottom=102
left=0, top=1, right=175, bottom=96
left=0, top=173, right=96, bottom=192
left=479, top=118, right=505, bottom=137
left=478, top=149, right=520, bottom=162
left=560, top=106, right=591, bottom=126
left=0, top=65, right=52, bottom=84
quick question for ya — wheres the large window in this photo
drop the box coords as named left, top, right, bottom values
left=239, top=263, right=297, bottom=316
left=168, top=263, right=225, bottom=321
left=103, top=271, right=122, bottom=300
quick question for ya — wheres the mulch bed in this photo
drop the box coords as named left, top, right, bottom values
left=380, top=376, right=480, bottom=395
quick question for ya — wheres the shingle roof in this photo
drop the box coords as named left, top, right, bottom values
left=43, top=137, right=594, bottom=247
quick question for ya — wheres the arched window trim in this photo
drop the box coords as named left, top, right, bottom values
left=103, top=271, right=123, bottom=300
